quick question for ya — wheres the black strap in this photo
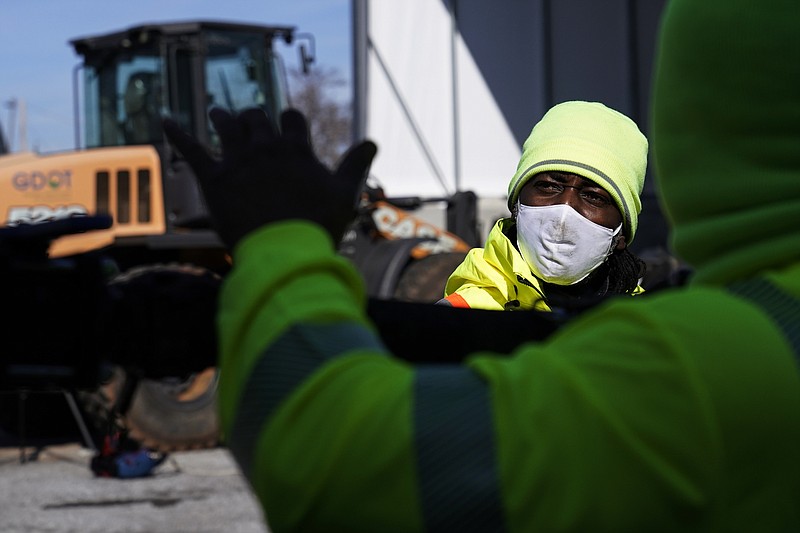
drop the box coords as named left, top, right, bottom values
left=367, top=298, right=564, bottom=363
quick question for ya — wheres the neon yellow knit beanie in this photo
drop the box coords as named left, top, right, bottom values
left=507, top=101, right=648, bottom=243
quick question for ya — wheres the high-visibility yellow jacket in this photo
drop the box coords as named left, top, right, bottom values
left=441, top=217, right=643, bottom=311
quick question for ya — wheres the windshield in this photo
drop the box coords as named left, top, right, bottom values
left=203, top=29, right=288, bottom=153
left=81, top=27, right=289, bottom=150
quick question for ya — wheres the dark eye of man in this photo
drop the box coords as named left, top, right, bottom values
left=531, top=175, right=613, bottom=208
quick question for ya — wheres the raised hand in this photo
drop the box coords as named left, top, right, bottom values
left=163, top=107, right=377, bottom=251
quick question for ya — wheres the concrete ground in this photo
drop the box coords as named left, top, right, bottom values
left=0, top=441, right=271, bottom=533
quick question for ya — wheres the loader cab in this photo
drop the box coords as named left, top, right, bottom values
left=70, top=21, right=298, bottom=230
left=71, top=21, right=295, bottom=153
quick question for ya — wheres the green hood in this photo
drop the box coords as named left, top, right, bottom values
left=651, top=0, right=800, bottom=285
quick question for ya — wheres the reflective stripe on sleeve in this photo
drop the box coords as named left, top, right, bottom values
left=444, top=292, right=471, bottom=308
left=729, top=278, right=800, bottom=365
left=228, top=322, right=386, bottom=480
left=414, top=365, right=507, bottom=532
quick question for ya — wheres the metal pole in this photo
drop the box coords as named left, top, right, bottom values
left=73, top=64, right=82, bottom=149
left=448, top=0, right=461, bottom=193
left=352, top=0, right=369, bottom=143
left=63, top=390, right=98, bottom=452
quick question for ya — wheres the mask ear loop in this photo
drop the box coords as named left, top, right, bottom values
left=606, top=224, right=624, bottom=257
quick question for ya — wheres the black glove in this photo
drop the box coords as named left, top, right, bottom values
left=163, top=107, right=377, bottom=251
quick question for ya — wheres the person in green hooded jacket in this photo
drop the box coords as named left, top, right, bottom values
left=440, top=100, right=648, bottom=313
left=163, top=0, right=800, bottom=530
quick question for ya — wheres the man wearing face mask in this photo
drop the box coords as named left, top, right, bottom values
left=440, top=100, right=647, bottom=313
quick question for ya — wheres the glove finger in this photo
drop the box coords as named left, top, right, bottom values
left=163, top=118, right=216, bottom=188
left=280, top=109, right=312, bottom=149
left=334, top=141, right=378, bottom=206
left=209, top=107, right=244, bottom=160
left=238, top=107, right=276, bottom=147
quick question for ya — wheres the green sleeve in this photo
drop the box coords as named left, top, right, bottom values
left=469, top=283, right=800, bottom=532
left=216, top=222, right=423, bottom=532
left=218, top=222, right=511, bottom=532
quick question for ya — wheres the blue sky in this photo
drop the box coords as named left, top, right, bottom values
left=0, top=0, right=351, bottom=153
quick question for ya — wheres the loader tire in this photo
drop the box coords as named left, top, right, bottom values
left=393, top=251, right=468, bottom=303
left=80, top=263, right=222, bottom=452
left=111, top=367, right=220, bottom=452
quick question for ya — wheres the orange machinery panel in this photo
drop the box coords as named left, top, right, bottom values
left=0, top=146, right=166, bottom=257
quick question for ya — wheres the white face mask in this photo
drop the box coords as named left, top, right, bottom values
left=516, top=202, right=621, bottom=285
